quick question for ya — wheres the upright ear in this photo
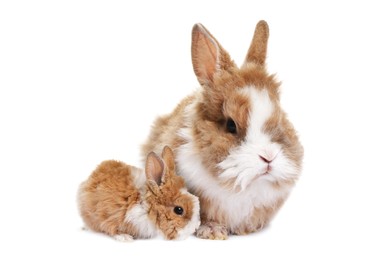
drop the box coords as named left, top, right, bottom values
left=145, top=152, right=164, bottom=186
left=191, top=23, right=236, bottom=85
left=161, top=146, right=175, bottom=172
left=244, top=20, right=269, bottom=66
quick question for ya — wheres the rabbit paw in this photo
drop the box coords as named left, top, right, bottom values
left=113, top=234, right=134, bottom=242
left=196, top=222, right=228, bottom=240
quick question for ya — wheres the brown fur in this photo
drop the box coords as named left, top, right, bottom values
left=78, top=147, right=199, bottom=240
left=142, top=96, right=195, bottom=157
left=142, top=21, right=304, bottom=239
left=78, top=161, right=140, bottom=236
left=245, top=20, right=269, bottom=66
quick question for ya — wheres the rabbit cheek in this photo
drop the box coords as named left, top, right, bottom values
left=175, top=190, right=201, bottom=240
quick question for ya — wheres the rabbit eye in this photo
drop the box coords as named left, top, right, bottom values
left=173, top=206, right=184, bottom=215
left=226, top=118, right=237, bottom=134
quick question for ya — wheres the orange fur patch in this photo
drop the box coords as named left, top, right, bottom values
left=78, top=161, right=140, bottom=236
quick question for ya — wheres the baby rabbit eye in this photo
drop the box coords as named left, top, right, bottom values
left=226, top=118, right=237, bottom=134
left=173, top=206, right=184, bottom=215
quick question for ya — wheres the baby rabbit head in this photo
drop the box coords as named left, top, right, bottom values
left=145, top=146, right=200, bottom=240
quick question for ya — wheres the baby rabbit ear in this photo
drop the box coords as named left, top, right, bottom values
left=244, top=20, right=269, bottom=66
left=161, top=146, right=175, bottom=172
left=191, top=23, right=236, bottom=85
left=145, top=152, right=165, bottom=185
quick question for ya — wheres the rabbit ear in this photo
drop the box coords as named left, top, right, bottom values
left=161, top=146, right=175, bottom=172
left=145, top=152, right=164, bottom=186
left=192, top=23, right=236, bottom=85
left=244, top=20, right=269, bottom=66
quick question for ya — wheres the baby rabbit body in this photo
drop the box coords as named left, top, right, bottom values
left=142, top=21, right=304, bottom=239
left=78, top=147, right=200, bottom=241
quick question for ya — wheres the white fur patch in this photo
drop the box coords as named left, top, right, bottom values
left=242, top=87, right=274, bottom=139
left=125, top=203, right=158, bottom=239
left=177, top=140, right=289, bottom=229
left=176, top=189, right=201, bottom=240
left=176, top=86, right=299, bottom=230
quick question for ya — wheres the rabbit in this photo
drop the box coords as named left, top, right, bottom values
left=142, top=20, right=304, bottom=240
left=78, top=146, right=200, bottom=241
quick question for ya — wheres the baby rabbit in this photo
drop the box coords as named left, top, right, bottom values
left=78, top=146, right=200, bottom=241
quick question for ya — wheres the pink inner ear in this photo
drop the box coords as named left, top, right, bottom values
left=162, top=146, right=175, bottom=171
left=200, top=36, right=218, bottom=79
left=192, top=25, right=218, bottom=83
left=145, top=152, right=164, bottom=185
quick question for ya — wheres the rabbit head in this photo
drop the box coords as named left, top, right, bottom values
left=187, top=21, right=304, bottom=191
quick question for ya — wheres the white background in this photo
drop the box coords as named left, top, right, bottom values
left=1, top=1, right=389, bottom=259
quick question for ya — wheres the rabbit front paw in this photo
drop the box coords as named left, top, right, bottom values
left=113, top=234, right=134, bottom=242
left=196, top=222, right=228, bottom=240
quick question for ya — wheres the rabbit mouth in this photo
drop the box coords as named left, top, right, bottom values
left=249, top=171, right=270, bottom=184
left=261, top=170, right=270, bottom=176
left=260, top=163, right=272, bottom=175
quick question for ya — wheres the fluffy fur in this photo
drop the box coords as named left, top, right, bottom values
left=142, top=20, right=304, bottom=239
left=78, top=147, right=200, bottom=240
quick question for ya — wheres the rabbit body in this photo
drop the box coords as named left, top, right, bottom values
left=142, top=21, right=304, bottom=239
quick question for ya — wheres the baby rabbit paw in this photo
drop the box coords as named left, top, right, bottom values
left=196, top=222, right=228, bottom=240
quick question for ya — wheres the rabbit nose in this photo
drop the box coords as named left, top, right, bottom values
left=259, top=155, right=273, bottom=164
